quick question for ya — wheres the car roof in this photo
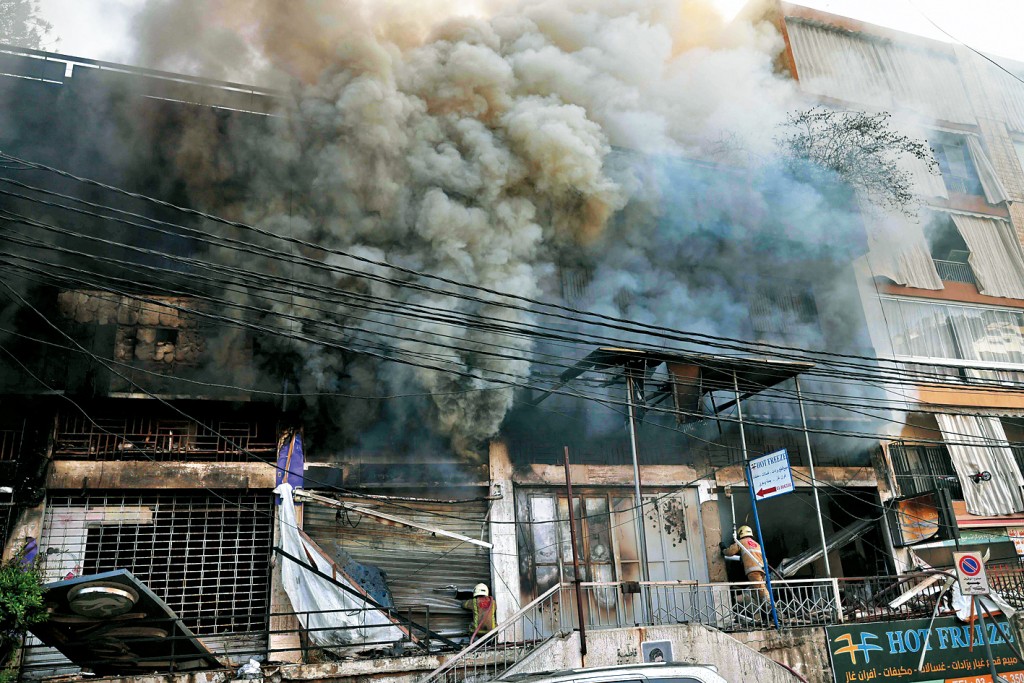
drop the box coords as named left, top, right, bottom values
left=501, top=662, right=721, bottom=683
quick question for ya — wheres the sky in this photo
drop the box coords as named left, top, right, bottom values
left=34, top=0, right=1024, bottom=67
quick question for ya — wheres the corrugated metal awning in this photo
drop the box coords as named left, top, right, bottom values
left=303, top=494, right=491, bottom=636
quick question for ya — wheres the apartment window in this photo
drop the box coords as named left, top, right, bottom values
left=889, top=444, right=962, bottom=500
left=926, top=217, right=976, bottom=285
left=931, top=134, right=984, bottom=196
left=880, top=297, right=1024, bottom=366
left=1013, top=139, right=1024, bottom=178
left=749, top=281, right=819, bottom=338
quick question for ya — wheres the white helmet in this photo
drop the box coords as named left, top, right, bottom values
left=473, top=583, right=489, bottom=597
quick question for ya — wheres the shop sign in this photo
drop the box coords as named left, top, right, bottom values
left=1007, top=527, right=1024, bottom=557
left=826, top=616, right=1020, bottom=683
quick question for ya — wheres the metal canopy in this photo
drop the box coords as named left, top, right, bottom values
left=29, top=570, right=221, bottom=675
left=536, top=346, right=814, bottom=408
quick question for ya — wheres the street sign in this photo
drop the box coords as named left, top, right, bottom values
left=953, top=551, right=990, bottom=595
left=748, top=449, right=795, bottom=501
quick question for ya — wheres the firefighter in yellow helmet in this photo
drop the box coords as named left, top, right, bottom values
left=720, top=525, right=771, bottom=609
left=462, top=583, right=497, bottom=642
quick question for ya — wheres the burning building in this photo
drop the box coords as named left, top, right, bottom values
left=4, top=1, right=1024, bottom=683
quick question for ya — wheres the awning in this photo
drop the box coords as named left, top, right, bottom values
left=28, top=570, right=221, bottom=675
left=951, top=213, right=1024, bottom=298
left=935, top=414, right=1024, bottom=516
left=535, top=346, right=813, bottom=421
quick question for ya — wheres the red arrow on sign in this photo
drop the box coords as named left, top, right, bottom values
left=756, top=487, right=777, bottom=497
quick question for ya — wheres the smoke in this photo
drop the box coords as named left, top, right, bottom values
left=102, top=0, right=893, bottom=456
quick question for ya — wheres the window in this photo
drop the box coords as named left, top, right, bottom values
left=38, top=492, right=273, bottom=653
left=931, top=134, right=984, bottom=196
left=749, top=280, right=819, bottom=338
left=527, top=494, right=615, bottom=592
left=1013, top=139, right=1024, bottom=179
left=881, top=298, right=1024, bottom=367
left=889, top=444, right=962, bottom=499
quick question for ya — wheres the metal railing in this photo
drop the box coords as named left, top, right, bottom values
left=837, top=573, right=953, bottom=623
left=568, top=579, right=841, bottom=633
left=421, top=584, right=567, bottom=683
left=933, top=259, right=976, bottom=284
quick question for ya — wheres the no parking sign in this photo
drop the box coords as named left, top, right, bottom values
left=953, top=551, right=990, bottom=595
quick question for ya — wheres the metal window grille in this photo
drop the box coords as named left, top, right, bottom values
left=54, top=411, right=276, bottom=461
left=749, top=283, right=819, bottom=336
left=933, top=259, right=977, bottom=284
left=889, top=444, right=963, bottom=499
left=38, top=492, right=273, bottom=642
left=0, top=418, right=25, bottom=462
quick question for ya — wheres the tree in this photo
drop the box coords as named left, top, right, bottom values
left=0, top=0, right=54, bottom=50
left=0, top=552, right=47, bottom=683
left=776, top=107, right=937, bottom=216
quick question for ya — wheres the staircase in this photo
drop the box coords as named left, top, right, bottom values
left=421, top=584, right=569, bottom=683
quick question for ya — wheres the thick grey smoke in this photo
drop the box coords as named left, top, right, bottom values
left=121, top=0, right=894, bottom=456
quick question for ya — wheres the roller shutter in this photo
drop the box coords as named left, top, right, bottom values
left=303, top=495, right=491, bottom=636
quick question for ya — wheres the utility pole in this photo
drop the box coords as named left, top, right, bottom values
left=563, top=446, right=587, bottom=663
left=625, top=366, right=652, bottom=625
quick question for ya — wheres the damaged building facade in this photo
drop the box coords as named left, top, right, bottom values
left=5, top=3, right=1024, bottom=683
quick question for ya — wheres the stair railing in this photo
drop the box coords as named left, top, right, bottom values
left=421, top=583, right=569, bottom=683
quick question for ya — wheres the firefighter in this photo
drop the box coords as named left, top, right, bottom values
left=462, top=583, right=497, bottom=642
left=720, top=525, right=771, bottom=617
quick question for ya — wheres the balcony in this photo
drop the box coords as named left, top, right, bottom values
left=933, top=258, right=976, bottom=284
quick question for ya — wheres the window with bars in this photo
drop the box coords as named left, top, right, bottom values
left=53, top=411, right=277, bottom=462
left=0, top=417, right=25, bottom=462
left=889, top=444, right=963, bottom=500
left=38, top=492, right=273, bottom=642
left=748, top=281, right=820, bottom=338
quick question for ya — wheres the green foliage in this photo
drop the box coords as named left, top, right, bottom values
left=0, top=552, right=47, bottom=682
left=777, top=106, right=937, bottom=217
left=0, top=0, right=54, bottom=50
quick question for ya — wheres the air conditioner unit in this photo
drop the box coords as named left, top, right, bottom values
left=641, top=640, right=673, bottom=663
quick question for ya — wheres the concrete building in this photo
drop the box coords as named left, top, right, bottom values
left=5, top=5, right=1024, bottom=683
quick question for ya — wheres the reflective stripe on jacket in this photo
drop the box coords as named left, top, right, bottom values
left=462, top=596, right=496, bottom=634
left=724, top=537, right=764, bottom=576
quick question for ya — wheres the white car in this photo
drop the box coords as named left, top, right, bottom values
left=499, top=663, right=728, bottom=683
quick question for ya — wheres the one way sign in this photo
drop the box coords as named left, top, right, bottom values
left=748, top=449, right=795, bottom=501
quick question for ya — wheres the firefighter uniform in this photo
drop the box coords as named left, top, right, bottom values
left=721, top=526, right=771, bottom=604
left=462, top=583, right=497, bottom=642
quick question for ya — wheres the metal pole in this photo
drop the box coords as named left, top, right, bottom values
left=795, top=376, right=831, bottom=577
left=974, top=596, right=1003, bottom=683
left=747, top=463, right=781, bottom=629
left=563, top=446, right=588, bottom=662
left=626, top=371, right=651, bottom=584
left=733, top=371, right=748, bottom=465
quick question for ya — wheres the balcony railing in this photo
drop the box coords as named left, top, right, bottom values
left=22, top=567, right=1022, bottom=679
left=933, top=259, right=976, bottom=284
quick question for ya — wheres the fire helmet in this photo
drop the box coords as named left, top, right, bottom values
left=473, top=583, right=489, bottom=597
left=737, top=525, right=754, bottom=539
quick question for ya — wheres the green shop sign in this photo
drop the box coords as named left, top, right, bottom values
left=827, top=616, right=1021, bottom=683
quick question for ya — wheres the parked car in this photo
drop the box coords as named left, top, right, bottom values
left=499, top=662, right=728, bottom=683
